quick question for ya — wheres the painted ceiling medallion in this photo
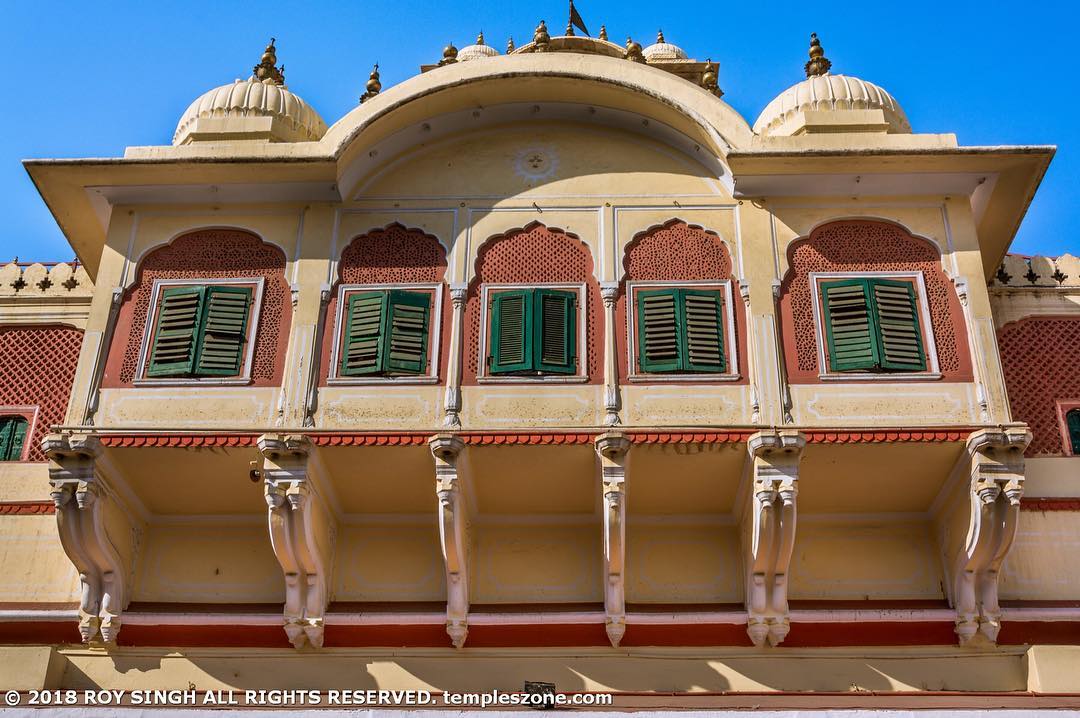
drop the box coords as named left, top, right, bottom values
left=513, top=146, right=560, bottom=182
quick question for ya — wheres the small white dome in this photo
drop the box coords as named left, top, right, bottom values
left=173, top=79, right=328, bottom=145
left=753, top=73, right=911, bottom=136
left=458, top=32, right=499, bottom=62
left=643, top=31, right=688, bottom=61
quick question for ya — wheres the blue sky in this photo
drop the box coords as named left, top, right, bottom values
left=3, top=0, right=1076, bottom=261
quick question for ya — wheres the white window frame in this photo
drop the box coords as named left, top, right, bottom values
left=135, top=277, right=265, bottom=386
left=327, top=282, right=444, bottom=385
left=625, top=279, right=740, bottom=382
left=809, top=271, right=942, bottom=381
left=477, top=282, right=589, bottom=384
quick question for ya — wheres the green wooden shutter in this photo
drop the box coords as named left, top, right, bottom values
left=489, top=289, right=533, bottom=374
left=869, top=279, right=927, bottom=372
left=821, top=279, right=879, bottom=372
left=1067, top=409, right=1080, bottom=455
left=340, top=291, right=388, bottom=376
left=637, top=289, right=681, bottom=373
left=681, top=289, right=726, bottom=373
left=385, top=290, right=430, bottom=374
left=194, top=285, right=253, bottom=376
left=0, top=417, right=27, bottom=462
left=534, top=288, right=576, bottom=374
left=147, top=286, right=205, bottom=376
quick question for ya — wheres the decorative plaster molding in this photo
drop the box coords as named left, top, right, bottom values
left=952, top=426, right=1031, bottom=646
left=595, top=432, right=630, bottom=647
left=259, top=433, right=335, bottom=649
left=600, top=281, right=622, bottom=427
left=443, top=283, right=469, bottom=429
left=44, top=433, right=133, bottom=645
left=429, top=433, right=469, bottom=648
left=744, top=430, right=805, bottom=647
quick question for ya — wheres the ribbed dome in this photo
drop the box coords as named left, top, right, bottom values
left=642, top=31, right=688, bottom=61
left=458, top=32, right=499, bottom=61
left=173, top=78, right=328, bottom=145
left=753, top=73, right=911, bottom=136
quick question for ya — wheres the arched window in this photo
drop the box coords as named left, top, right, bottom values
left=1068, top=408, right=1080, bottom=455
left=0, top=416, right=28, bottom=461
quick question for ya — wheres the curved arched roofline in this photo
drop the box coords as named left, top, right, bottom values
left=321, top=53, right=754, bottom=173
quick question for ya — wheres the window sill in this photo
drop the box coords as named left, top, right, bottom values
left=326, top=376, right=440, bottom=386
left=133, top=377, right=254, bottom=387
left=817, top=372, right=943, bottom=382
left=476, top=375, right=590, bottom=384
left=627, top=373, right=742, bottom=383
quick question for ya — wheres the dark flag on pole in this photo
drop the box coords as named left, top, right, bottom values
left=568, top=0, right=590, bottom=36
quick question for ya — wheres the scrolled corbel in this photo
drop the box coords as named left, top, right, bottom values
left=595, top=432, right=631, bottom=647
left=429, top=433, right=470, bottom=648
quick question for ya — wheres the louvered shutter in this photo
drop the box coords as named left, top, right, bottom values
left=489, top=289, right=532, bottom=374
left=681, top=289, right=726, bottom=373
left=870, top=279, right=927, bottom=372
left=821, top=279, right=879, bottom=372
left=340, top=291, right=388, bottom=376
left=534, top=288, right=576, bottom=374
left=637, top=289, right=680, bottom=373
left=7, top=418, right=27, bottom=461
left=385, top=290, right=430, bottom=374
left=0, top=418, right=13, bottom=461
left=1066, top=409, right=1080, bottom=455
left=194, top=286, right=253, bottom=376
left=147, top=286, right=205, bottom=376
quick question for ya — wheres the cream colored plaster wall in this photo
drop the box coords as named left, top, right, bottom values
left=789, top=382, right=980, bottom=426
left=791, top=520, right=945, bottom=600
left=470, top=525, right=601, bottom=603
left=1024, top=458, right=1080, bottom=497
left=334, top=525, right=445, bottom=601
left=316, top=386, right=443, bottom=430
left=1001, top=511, right=1080, bottom=601
left=626, top=524, right=741, bottom=603
left=0, top=516, right=79, bottom=603
left=459, top=384, right=605, bottom=427
left=133, top=525, right=283, bottom=603
left=96, top=387, right=280, bottom=428
left=0, top=463, right=51, bottom=502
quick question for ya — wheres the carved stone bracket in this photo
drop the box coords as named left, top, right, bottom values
left=45, top=433, right=131, bottom=645
left=744, top=430, right=804, bottom=647
left=429, top=433, right=469, bottom=648
left=259, top=433, right=334, bottom=649
left=953, top=426, right=1030, bottom=646
left=595, top=432, right=631, bottom=647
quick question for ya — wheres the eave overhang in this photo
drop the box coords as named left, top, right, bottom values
left=728, top=145, right=1055, bottom=278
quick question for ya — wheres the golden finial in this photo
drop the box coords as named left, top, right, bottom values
left=507, top=36, right=515, bottom=53
left=477, top=31, right=486, bottom=45
left=534, top=20, right=551, bottom=51
left=253, top=37, right=286, bottom=85
left=656, top=29, right=665, bottom=43
left=598, top=25, right=608, bottom=41
left=359, top=63, right=381, bottom=103
left=702, top=59, right=723, bottom=98
left=566, top=18, right=575, bottom=36
left=624, top=36, right=645, bottom=63
left=439, top=42, right=458, bottom=66
left=804, top=32, right=832, bottom=77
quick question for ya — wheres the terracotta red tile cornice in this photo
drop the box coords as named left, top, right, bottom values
left=0, top=501, right=54, bottom=515
left=803, top=429, right=974, bottom=444
left=99, top=434, right=258, bottom=448
left=627, top=431, right=752, bottom=444
left=310, top=433, right=429, bottom=446
left=1021, top=498, right=1080, bottom=512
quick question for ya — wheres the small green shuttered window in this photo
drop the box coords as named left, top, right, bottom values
left=820, top=278, right=927, bottom=373
left=1067, top=409, right=1080, bottom=455
left=636, top=288, right=726, bottom=374
left=147, top=285, right=253, bottom=378
left=489, top=288, right=576, bottom=375
left=0, top=416, right=28, bottom=461
left=340, top=289, right=431, bottom=377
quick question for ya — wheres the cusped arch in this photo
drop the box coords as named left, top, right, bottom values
left=777, top=219, right=971, bottom=381
left=105, top=228, right=291, bottom=387
left=128, top=224, right=291, bottom=288
left=622, top=219, right=734, bottom=282
left=336, top=222, right=448, bottom=285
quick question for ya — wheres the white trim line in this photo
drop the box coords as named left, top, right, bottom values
left=627, top=611, right=744, bottom=625
left=0, top=609, right=78, bottom=623
left=134, top=277, right=265, bottom=385
left=788, top=609, right=955, bottom=623
left=1001, top=607, right=1080, bottom=622
left=468, top=612, right=604, bottom=625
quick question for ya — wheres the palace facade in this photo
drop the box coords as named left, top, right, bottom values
left=1, top=22, right=1079, bottom=705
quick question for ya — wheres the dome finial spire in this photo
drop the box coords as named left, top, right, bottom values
left=804, top=32, right=832, bottom=77
left=359, top=63, right=381, bottom=104
left=533, top=20, right=552, bottom=51
left=507, top=36, right=515, bottom=53
left=656, top=29, right=665, bottom=43
left=477, top=30, right=485, bottom=45
left=598, top=25, right=608, bottom=41
left=253, top=37, right=286, bottom=85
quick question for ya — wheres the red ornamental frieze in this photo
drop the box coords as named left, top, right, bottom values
left=997, top=316, right=1080, bottom=455
left=110, top=230, right=290, bottom=386
left=778, top=220, right=969, bottom=381
left=0, top=325, right=82, bottom=462
left=0, top=501, right=56, bottom=516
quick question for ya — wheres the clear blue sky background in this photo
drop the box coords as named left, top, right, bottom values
left=3, top=0, right=1076, bottom=261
